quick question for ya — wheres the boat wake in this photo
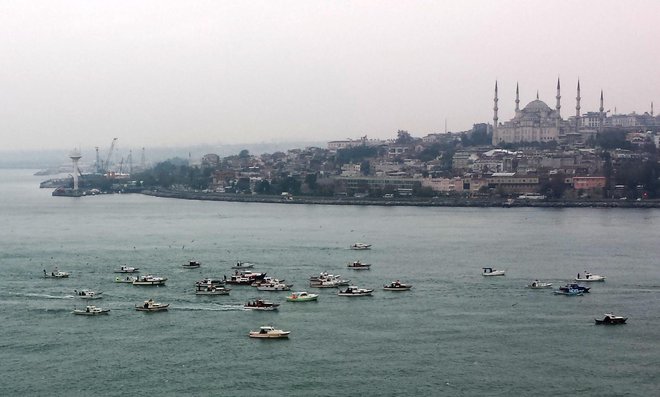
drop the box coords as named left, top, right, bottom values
left=18, top=293, right=75, bottom=300
left=172, top=304, right=243, bottom=312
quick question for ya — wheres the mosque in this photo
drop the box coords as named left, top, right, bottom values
left=492, top=79, right=605, bottom=145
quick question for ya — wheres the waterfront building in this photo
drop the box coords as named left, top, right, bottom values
left=487, top=172, right=540, bottom=194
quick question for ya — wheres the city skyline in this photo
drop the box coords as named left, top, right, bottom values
left=1, top=0, right=659, bottom=151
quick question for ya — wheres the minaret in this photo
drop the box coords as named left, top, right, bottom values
left=536, top=90, right=539, bottom=100
left=651, top=102, right=654, bottom=117
left=575, top=80, right=581, bottom=133
left=515, top=83, right=520, bottom=113
left=555, top=78, right=561, bottom=130
left=493, top=81, right=499, bottom=142
left=599, top=90, right=605, bottom=133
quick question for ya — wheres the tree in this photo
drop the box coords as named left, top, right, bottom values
left=360, top=160, right=371, bottom=176
left=238, top=149, right=250, bottom=159
left=396, top=130, right=414, bottom=144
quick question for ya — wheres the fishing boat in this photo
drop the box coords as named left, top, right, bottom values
left=553, top=288, right=583, bottom=296
left=286, top=291, right=318, bottom=302
left=337, top=286, right=374, bottom=297
left=575, top=272, right=606, bottom=282
left=195, top=278, right=226, bottom=287
left=132, top=275, right=167, bottom=286
left=182, top=260, right=201, bottom=269
left=482, top=267, right=505, bottom=276
left=347, top=260, right=371, bottom=270
left=114, top=266, right=139, bottom=273
left=350, top=243, right=372, bottom=250
left=115, top=276, right=137, bottom=283
left=225, top=271, right=267, bottom=285
left=244, top=299, right=280, bottom=311
left=135, top=299, right=169, bottom=312
left=73, top=289, right=103, bottom=299
left=595, top=313, right=627, bottom=325
left=309, top=273, right=350, bottom=288
left=383, top=280, right=412, bottom=291
left=257, top=281, right=292, bottom=291
left=195, top=283, right=231, bottom=295
left=527, top=280, right=553, bottom=289
left=231, top=261, right=255, bottom=270
left=43, top=268, right=69, bottom=278
left=559, top=283, right=590, bottom=293
left=72, top=305, right=110, bottom=316
left=248, top=326, right=290, bottom=339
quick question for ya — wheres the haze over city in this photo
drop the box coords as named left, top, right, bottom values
left=1, top=0, right=659, bottom=151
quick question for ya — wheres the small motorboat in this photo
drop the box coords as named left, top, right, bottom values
left=559, top=283, right=590, bottom=293
left=231, top=261, right=255, bottom=270
left=195, top=284, right=231, bottom=295
left=595, top=313, right=627, bottom=325
left=115, top=276, right=137, bottom=283
left=257, top=281, right=292, bottom=291
left=383, top=280, right=412, bottom=291
left=195, top=278, right=226, bottom=287
left=132, top=275, right=168, bottom=286
left=309, top=273, right=350, bottom=288
left=114, top=266, right=139, bottom=273
left=182, top=260, right=201, bottom=269
left=72, top=305, right=110, bottom=316
left=286, top=291, right=319, bottom=302
left=575, top=272, right=606, bottom=282
left=249, top=326, right=290, bottom=339
left=350, top=243, right=372, bottom=250
left=244, top=299, right=280, bottom=311
left=553, top=288, right=583, bottom=296
left=43, top=268, right=69, bottom=278
left=482, top=267, right=505, bottom=276
left=73, top=289, right=103, bottom=299
left=527, top=280, right=553, bottom=289
left=337, top=286, right=374, bottom=297
left=225, top=271, right=267, bottom=285
left=135, top=299, right=169, bottom=312
left=347, top=260, right=371, bottom=270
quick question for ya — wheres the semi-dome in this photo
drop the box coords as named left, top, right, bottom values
left=522, top=99, right=552, bottom=113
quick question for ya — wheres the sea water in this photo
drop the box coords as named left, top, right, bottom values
left=0, top=169, right=659, bottom=396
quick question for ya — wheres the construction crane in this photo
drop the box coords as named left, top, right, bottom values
left=103, top=138, right=118, bottom=173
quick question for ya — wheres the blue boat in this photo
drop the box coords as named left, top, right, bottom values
left=559, top=283, right=590, bottom=293
left=554, top=288, right=583, bottom=296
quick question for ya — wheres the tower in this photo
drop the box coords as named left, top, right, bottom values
left=575, top=80, right=581, bottom=133
left=493, top=81, right=499, bottom=136
left=69, top=149, right=82, bottom=191
left=515, top=82, right=520, bottom=113
left=651, top=102, right=654, bottom=117
left=599, top=90, right=605, bottom=133
left=556, top=78, right=561, bottom=129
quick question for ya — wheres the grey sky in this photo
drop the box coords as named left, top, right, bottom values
left=1, top=0, right=658, bottom=151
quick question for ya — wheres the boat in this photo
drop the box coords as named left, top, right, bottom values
left=195, top=283, right=231, bottom=295
left=595, top=313, right=627, bottom=325
left=244, top=299, right=280, bottom=311
left=553, top=288, right=583, bottom=296
left=225, top=271, right=267, bottom=285
left=575, top=272, right=606, bottom=282
left=350, top=243, right=372, bottom=250
left=347, top=260, right=371, bottom=270
left=482, top=267, right=506, bottom=276
left=231, top=261, right=255, bottom=270
left=559, top=283, right=590, bottom=293
left=257, top=281, right=292, bottom=291
left=286, top=291, right=319, bottom=302
left=527, top=280, right=553, bottom=289
left=114, top=266, right=139, bottom=273
left=43, top=268, right=69, bottom=278
left=115, top=276, right=137, bottom=283
left=73, top=289, right=103, bottom=299
left=72, top=305, right=110, bottom=316
left=337, top=286, right=374, bottom=296
left=132, top=275, right=168, bottom=286
left=383, top=280, right=412, bottom=291
left=182, top=260, right=201, bottom=269
left=309, top=273, right=350, bottom=288
left=248, top=326, right=290, bottom=339
left=195, top=278, right=226, bottom=287
left=135, top=299, right=169, bottom=312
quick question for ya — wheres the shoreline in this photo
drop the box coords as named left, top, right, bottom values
left=141, top=190, right=660, bottom=208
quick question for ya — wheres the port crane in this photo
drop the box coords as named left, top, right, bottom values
left=95, top=138, right=118, bottom=174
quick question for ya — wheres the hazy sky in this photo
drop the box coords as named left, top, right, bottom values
left=1, top=0, right=659, bottom=151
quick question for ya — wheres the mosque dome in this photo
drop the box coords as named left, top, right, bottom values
left=522, top=99, right=552, bottom=113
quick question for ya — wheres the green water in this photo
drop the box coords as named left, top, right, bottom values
left=1, top=169, right=659, bottom=396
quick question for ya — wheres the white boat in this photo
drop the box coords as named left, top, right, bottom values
left=249, top=326, right=290, bottom=339
left=383, top=280, right=412, bottom=291
left=182, top=260, right=201, bottom=269
left=575, top=272, right=606, bottom=282
left=337, top=286, right=374, bottom=296
left=347, top=260, right=371, bottom=270
left=132, top=275, right=167, bottom=286
left=115, top=276, right=137, bottom=283
left=135, top=299, right=169, bottom=312
left=195, top=284, right=231, bottom=295
left=257, top=281, right=292, bottom=291
left=309, top=273, right=350, bottom=288
left=195, top=278, right=226, bottom=287
left=244, top=299, right=280, bottom=311
left=350, top=243, right=372, bottom=250
left=286, top=291, right=318, bottom=302
left=527, top=280, right=553, bottom=289
left=231, top=261, right=255, bottom=270
left=73, top=289, right=103, bottom=299
left=482, top=267, right=505, bottom=276
left=72, top=305, right=110, bottom=316
left=43, top=268, right=69, bottom=278
left=114, top=266, right=139, bottom=273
